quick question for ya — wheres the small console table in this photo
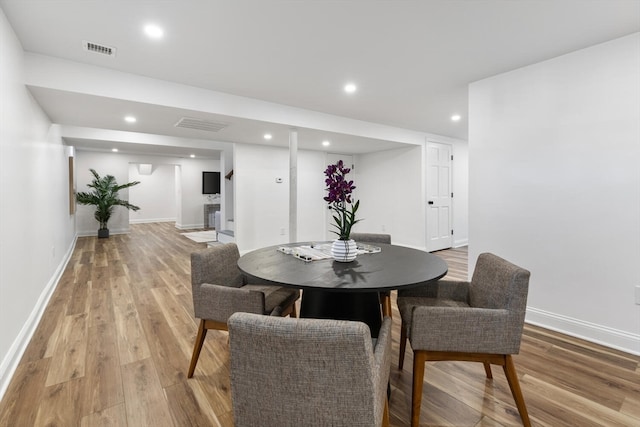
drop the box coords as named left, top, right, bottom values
left=204, top=204, right=220, bottom=229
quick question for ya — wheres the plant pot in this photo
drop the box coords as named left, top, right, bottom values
left=98, top=228, right=110, bottom=238
left=331, top=239, right=357, bottom=263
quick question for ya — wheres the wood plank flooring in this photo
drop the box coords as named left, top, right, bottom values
left=0, top=223, right=638, bottom=426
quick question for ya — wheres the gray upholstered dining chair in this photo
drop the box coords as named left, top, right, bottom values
left=350, top=232, right=393, bottom=317
left=397, top=252, right=531, bottom=427
left=228, top=312, right=392, bottom=427
left=187, top=243, right=300, bottom=378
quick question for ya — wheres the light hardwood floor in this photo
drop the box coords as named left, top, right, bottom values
left=0, top=222, right=638, bottom=426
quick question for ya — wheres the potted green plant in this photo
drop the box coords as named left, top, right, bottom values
left=76, top=168, right=141, bottom=238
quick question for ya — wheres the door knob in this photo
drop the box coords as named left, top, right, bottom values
left=428, top=201, right=434, bottom=205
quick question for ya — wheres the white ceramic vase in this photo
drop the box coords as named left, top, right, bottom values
left=331, top=239, right=357, bottom=263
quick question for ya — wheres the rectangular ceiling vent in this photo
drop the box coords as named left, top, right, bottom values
left=83, top=40, right=116, bottom=57
left=175, top=117, right=229, bottom=132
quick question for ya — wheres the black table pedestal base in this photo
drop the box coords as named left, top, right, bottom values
left=299, top=289, right=382, bottom=337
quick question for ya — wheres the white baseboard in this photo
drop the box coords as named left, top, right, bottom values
left=454, top=238, right=468, bottom=248
left=525, top=306, right=640, bottom=356
left=76, top=228, right=129, bottom=237
left=174, top=223, right=204, bottom=230
left=0, top=235, right=78, bottom=401
left=395, top=242, right=470, bottom=253
left=129, top=218, right=176, bottom=224
left=392, top=243, right=428, bottom=252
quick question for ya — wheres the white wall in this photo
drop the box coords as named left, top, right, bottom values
left=0, top=9, right=76, bottom=397
left=234, top=141, right=469, bottom=253
left=75, top=151, right=220, bottom=234
left=234, top=144, right=331, bottom=252
left=234, top=144, right=290, bottom=251
left=297, top=150, right=330, bottom=242
left=76, top=150, right=220, bottom=232
left=220, top=147, right=234, bottom=228
left=354, top=141, right=468, bottom=250
left=179, top=158, right=221, bottom=229
left=355, top=146, right=426, bottom=248
left=469, top=33, right=640, bottom=354
left=129, top=163, right=176, bottom=223
left=451, top=140, right=469, bottom=247
left=174, top=165, right=183, bottom=226
left=75, top=152, right=131, bottom=235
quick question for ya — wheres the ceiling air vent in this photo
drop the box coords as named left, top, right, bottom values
left=83, top=40, right=116, bottom=57
left=175, top=117, right=229, bottom=132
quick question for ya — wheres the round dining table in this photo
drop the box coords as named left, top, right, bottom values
left=237, top=242, right=448, bottom=337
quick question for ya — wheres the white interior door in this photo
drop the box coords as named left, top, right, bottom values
left=325, top=153, right=354, bottom=240
left=426, top=142, right=453, bottom=252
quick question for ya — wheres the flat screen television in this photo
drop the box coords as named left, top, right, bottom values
left=202, top=171, right=221, bottom=194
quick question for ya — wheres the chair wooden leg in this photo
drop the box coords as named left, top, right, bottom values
left=280, top=298, right=298, bottom=318
left=187, top=319, right=207, bottom=378
left=382, top=397, right=390, bottom=427
left=398, top=322, right=407, bottom=370
left=411, top=351, right=426, bottom=427
left=382, top=293, right=392, bottom=318
left=483, top=362, right=493, bottom=379
left=502, top=355, right=531, bottom=427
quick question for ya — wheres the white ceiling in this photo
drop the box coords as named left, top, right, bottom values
left=2, top=0, right=639, bottom=156
left=29, top=87, right=406, bottom=157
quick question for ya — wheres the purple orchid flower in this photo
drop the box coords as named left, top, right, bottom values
left=324, top=160, right=361, bottom=240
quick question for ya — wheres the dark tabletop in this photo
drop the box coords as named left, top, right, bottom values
left=237, top=242, right=448, bottom=292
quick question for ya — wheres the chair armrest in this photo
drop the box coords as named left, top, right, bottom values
left=373, top=317, right=392, bottom=372
left=372, top=317, right=392, bottom=422
left=410, top=306, right=522, bottom=354
left=193, top=283, right=265, bottom=322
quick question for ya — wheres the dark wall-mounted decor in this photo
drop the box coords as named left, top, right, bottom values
left=202, top=171, right=221, bottom=194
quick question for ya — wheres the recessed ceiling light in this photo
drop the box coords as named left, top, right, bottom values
left=144, top=24, right=164, bottom=39
left=190, top=154, right=196, bottom=158
left=344, top=83, right=357, bottom=94
left=322, top=140, right=330, bottom=147
left=124, top=116, right=137, bottom=123
left=264, top=133, right=272, bottom=140
left=451, top=114, right=461, bottom=122
left=112, top=148, right=118, bottom=152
